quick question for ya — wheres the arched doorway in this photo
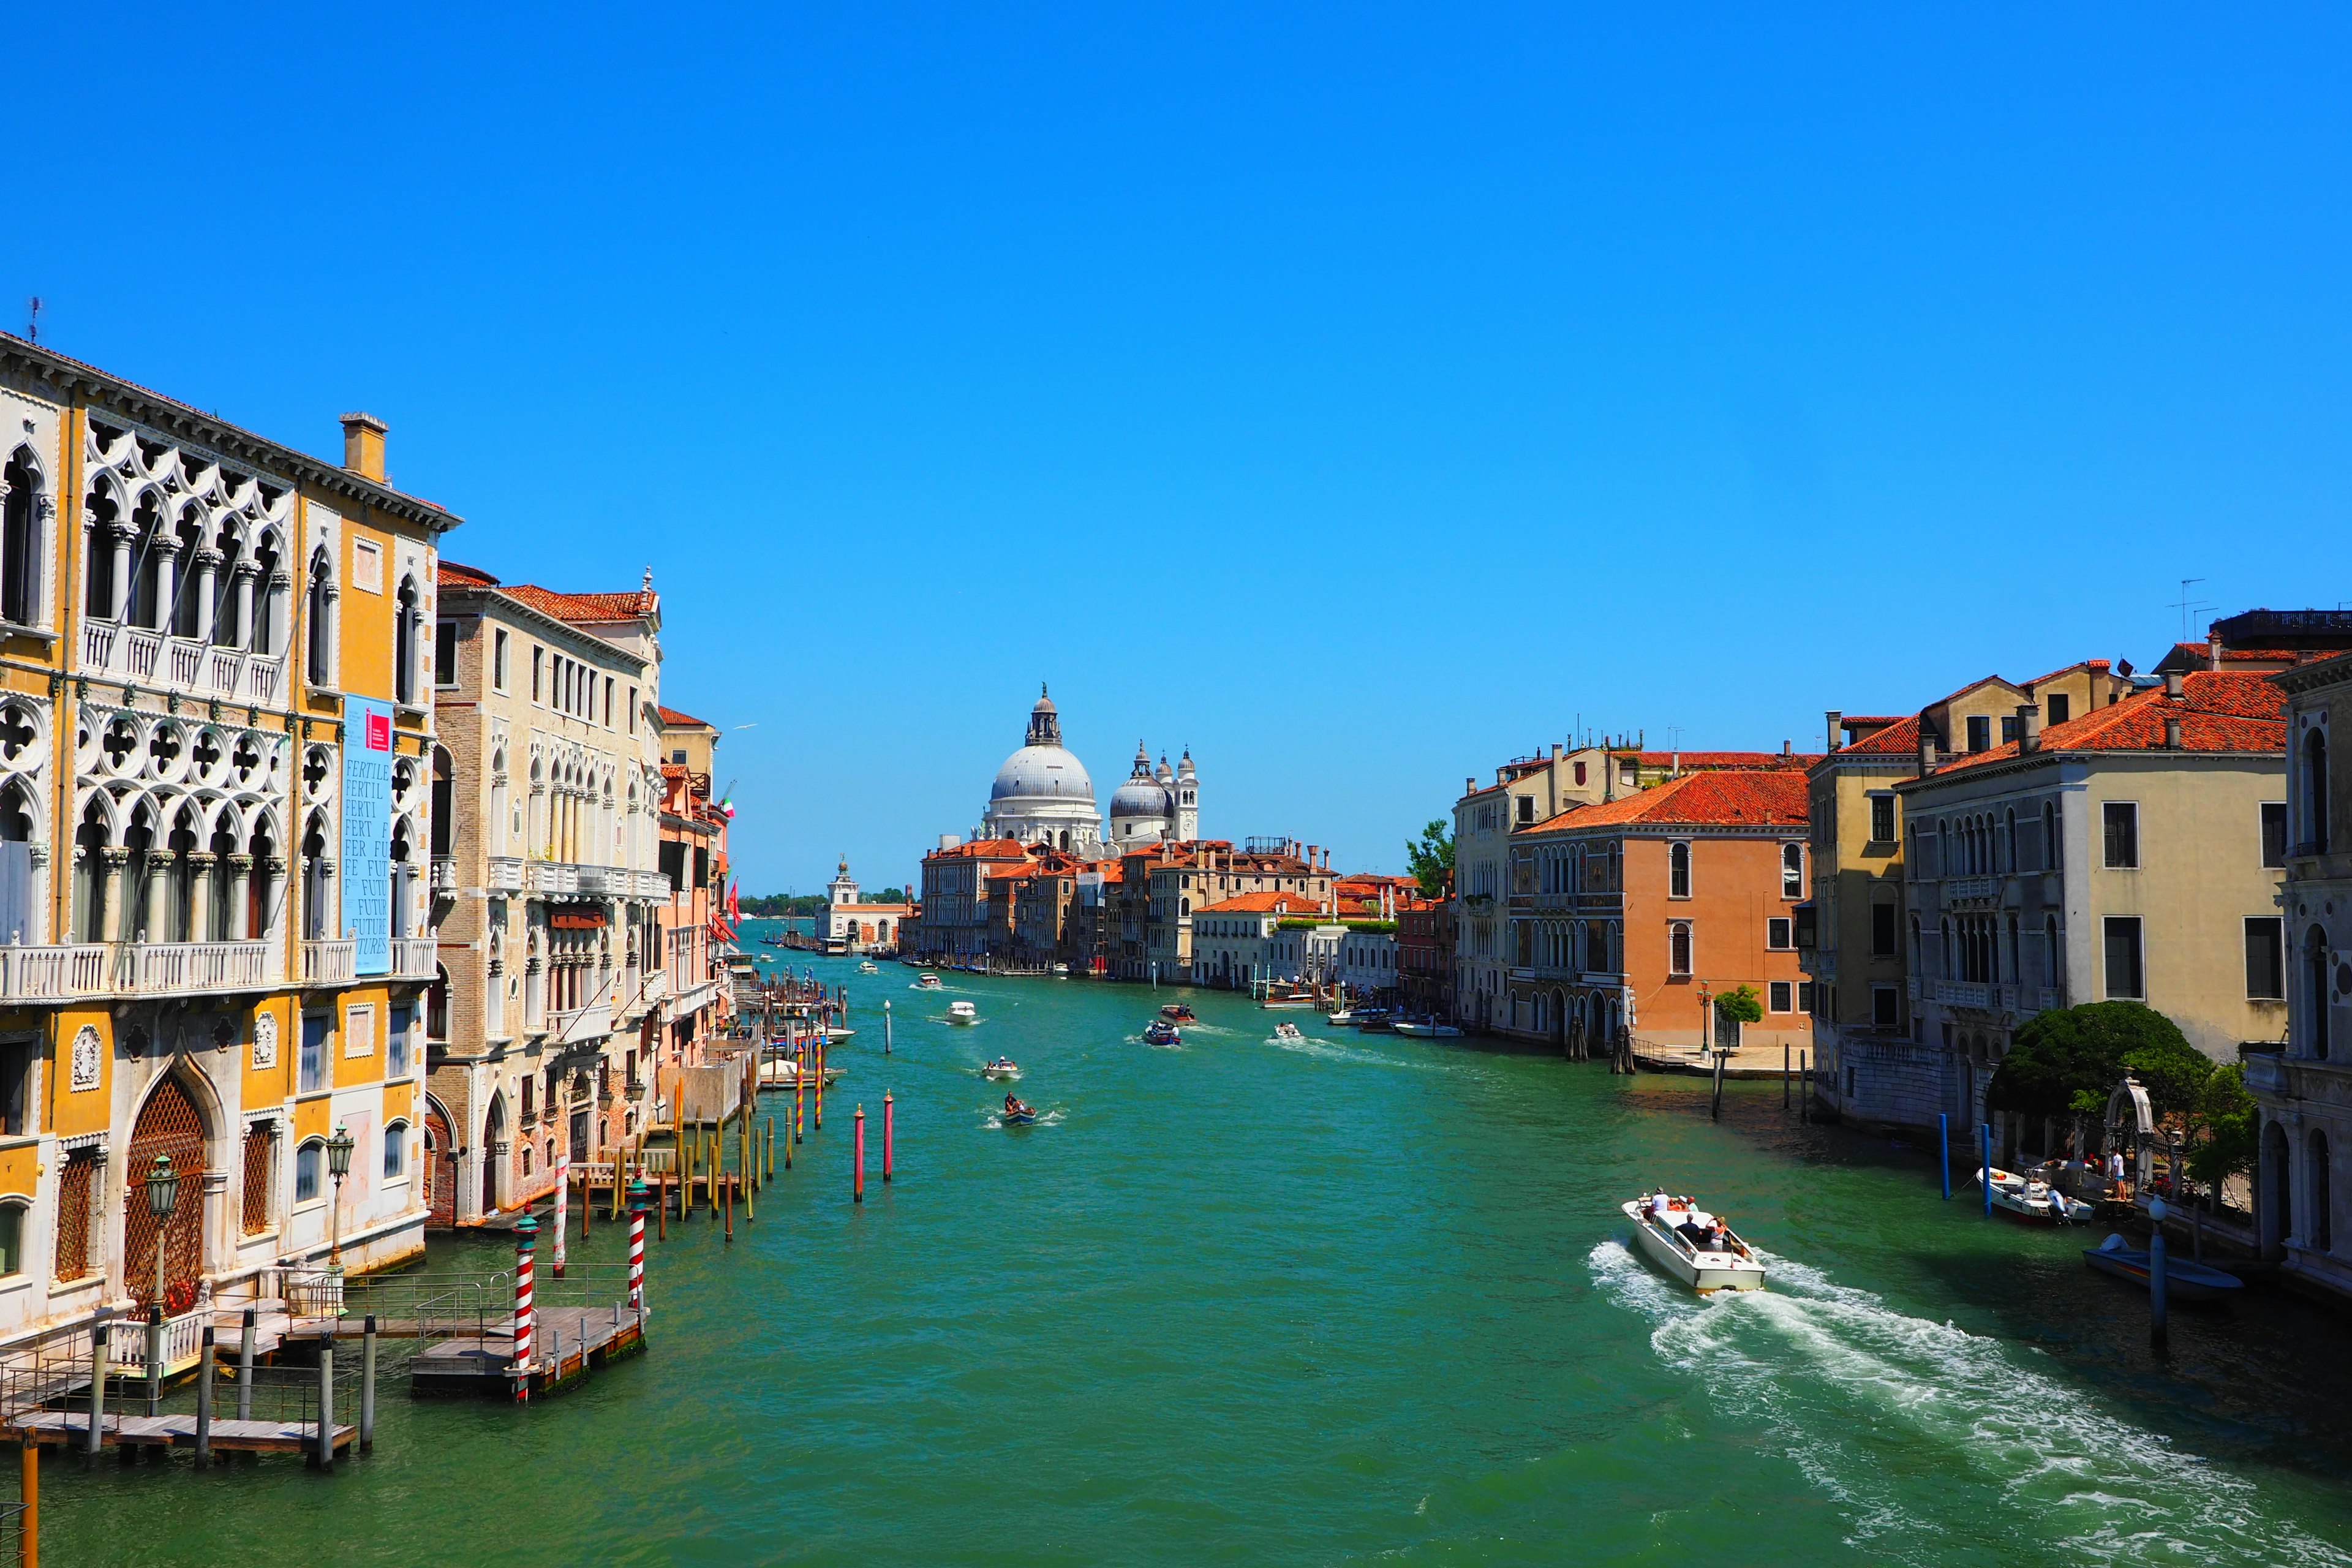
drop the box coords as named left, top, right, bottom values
left=481, top=1093, right=507, bottom=1216
left=424, top=1099, right=457, bottom=1227
left=2263, top=1119, right=2293, bottom=1254
left=125, top=1075, right=209, bottom=1311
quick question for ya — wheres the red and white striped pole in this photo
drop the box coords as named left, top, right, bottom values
left=627, top=1177, right=648, bottom=1313
left=552, top=1152, right=570, bottom=1276
left=512, top=1213, right=538, bottom=1403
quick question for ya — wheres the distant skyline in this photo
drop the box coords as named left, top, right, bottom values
left=11, top=7, right=2351, bottom=892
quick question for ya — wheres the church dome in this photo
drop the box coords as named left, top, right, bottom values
left=1109, top=775, right=1172, bottom=820
left=992, top=745, right=1093, bottom=804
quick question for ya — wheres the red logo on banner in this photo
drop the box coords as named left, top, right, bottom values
left=366, top=713, right=391, bottom=752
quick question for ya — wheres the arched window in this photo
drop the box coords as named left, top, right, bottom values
left=253, top=529, right=284, bottom=655
left=128, top=492, right=164, bottom=630
left=301, top=811, right=331, bottom=941
left=394, top=576, right=421, bottom=706
left=2304, top=731, right=2330, bottom=855
left=304, top=548, right=336, bottom=687
left=295, top=1138, right=324, bottom=1203
left=1782, top=842, right=1803, bottom=899
left=0, top=1200, right=22, bottom=1276
left=2045, top=915, right=2062, bottom=996
left=1, top=447, right=43, bottom=627
left=2042, top=801, right=2059, bottom=870
left=1668, top=841, right=1691, bottom=899
left=2312, top=1130, right=2334, bottom=1254
left=384, top=1120, right=410, bottom=1180
left=2003, top=809, right=2017, bottom=873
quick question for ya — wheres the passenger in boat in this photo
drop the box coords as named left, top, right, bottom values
left=1676, top=1218, right=1711, bottom=1248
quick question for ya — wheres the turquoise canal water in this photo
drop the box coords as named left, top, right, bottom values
left=44, top=941, right=2352, bottom=1564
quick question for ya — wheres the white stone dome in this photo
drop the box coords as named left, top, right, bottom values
left=992, top=745, right=1093, bottom=804
left=1109, top=776, right=1170, bottom=820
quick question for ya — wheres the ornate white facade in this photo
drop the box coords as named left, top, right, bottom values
left=971, top=688, right=1202, bottom=855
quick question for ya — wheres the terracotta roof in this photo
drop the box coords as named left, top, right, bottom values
left=1634, top=750, right=1820, bottom=770
left=1196, top=891, right=1325, bottom=915
left=1836, top=715, right=1906, bottom=726
left=2022, top=657, right=2112, bottom=689
left=1926, top=672, right=2286, bottom=774
left=923, top=837, right=1033, bottom=862
left=1839, top=714, right=1924, bottom=756
left=658, top=706, right=714, bottom=729
left=438, top=560, right=500, bottom=589
left=497, top=582, right=658, bottom=625
left=832, top=902, right=913, bottom=913
left=1526, top=770, right=1808, bottom=831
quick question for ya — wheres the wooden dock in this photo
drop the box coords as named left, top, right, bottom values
left=412, top=1305, right=645, bottom=1396
left=7, top=1409, right=354, bottom=1456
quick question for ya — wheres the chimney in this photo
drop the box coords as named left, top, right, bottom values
left=2164, top=669, right=2184, bottom=700
left=1826, top=710, right=1843, bottom=753
left=1918, top=731, right=1936, bottom=777
left=339, top=412, right=387, bottom=482
left=1306, top=845, right=1317, bottom=870
left=2165, top=715, right=2184, bottom=750
left=2209, top=618, right=2224, bottom=671
left=2016, top=702, right=2041, bottom=753
left=1464, top=777, right=1476, bottom=797
left=1551, top=743, right=1563, bottom=761
left=1782, top=739, right=1793, bottom=758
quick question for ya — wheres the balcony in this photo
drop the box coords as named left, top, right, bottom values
left=1943, top=876, right=2002, bottom=905
left=429, top=856, right=457, bottom=892
left=670, top=977, right=721, bottom=1017
left=121, top=939, right=273, bottom=993
left=80, top=620, right=282, bottom=704
left=0, top=944, right=110, bottom=1002
left=487, top=858, right=525, bottom=892
left=391, top=937, right=439, bottom=979
left=543, top=1001, right=613, bottom=1044
left=301, top=940, right=356, bottom=985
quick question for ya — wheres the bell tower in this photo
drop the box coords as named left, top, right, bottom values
left=1175, top=747, right=1199, bottom=842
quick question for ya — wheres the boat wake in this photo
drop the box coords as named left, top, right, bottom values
left=1264, top=1033, right=1421, bottom=1069
left=1586, top=1240, right=2352, bottom=1566
left=982, top=1108, right=1065, bottom=1129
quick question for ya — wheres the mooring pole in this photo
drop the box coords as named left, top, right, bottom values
left=628, top=1177, right=648, bottom=1314
left=512, top=1214, right=538, bottom=1404
left=237, top=1306, right=255, bottom=1421
left=315, top=1329, right=336, bottom=1474
left=884, top=998, right=894, bottom=1055
left=360, top=1315, right=378, bottom=1454
left=1784, top=1045, right=1790, bottom=1109
left=85, top=1319, right=104, bottom=1458
left=1981, top=1122, right=1994, bottom=1217
left=883, top=1091, right=895, bottom=1184
left=854, top=1104, right=866, bottom=1203
left=1799, top=1050, right=1809, bottom=1122
left=20, top=1433, right=36, bottom=1567
left=1939, top=1114, right=1951, bottom=1200
left=194, top=1325, right=214, bottom=1464
left=2149, top=1196, right=2171, bottom=1352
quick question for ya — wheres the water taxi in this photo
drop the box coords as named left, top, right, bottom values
left=1142, top=1019, right=1182, bottom=1046
left=1392, top=1019, right=1462, bottom=1038
left=1272, top=1022, right=1305, bottom=1042
left=914, top=972, right=944, bottom=990
left=1159, top=1002, right=1197, bottom=1023
left=1621, top=1194, right=1768, bottom=1294
left=1977, top=1166, right=2079, bottom=1224
left=858, top=959, right=879, bottom=974
left=1324, top=1008, right=1361, bottom=1026
left=948, top=1000, right=979, bottom=1025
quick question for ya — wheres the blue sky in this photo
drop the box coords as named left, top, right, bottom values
left=12, top=7, right=2351, bottom=892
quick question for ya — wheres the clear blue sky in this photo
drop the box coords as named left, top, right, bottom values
left=13, top=7, right=2350, bottom=894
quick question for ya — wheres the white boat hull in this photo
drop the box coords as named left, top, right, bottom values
left=1621, top=1200, right=1768, bottom=1293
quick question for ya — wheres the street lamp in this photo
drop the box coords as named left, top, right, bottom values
left=325, top=1124, right=355, bottom=1267
left=143, top=1153, right=178, bottom=1413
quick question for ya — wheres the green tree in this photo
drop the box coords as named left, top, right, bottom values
left=1985, top=1001, right=2209, bottom=1121
left=2186, top=1062, right=2258, bottom=1189
left=1405, top=820, right=1455, bottom=900
left=1715, top=985, right=1763, bottom=1026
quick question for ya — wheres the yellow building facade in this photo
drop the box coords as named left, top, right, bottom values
left=0, top=335, right=452, bottom=1359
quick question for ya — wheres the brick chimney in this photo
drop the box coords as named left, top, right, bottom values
left=1826, top=710, right=1842, bottom=753
left=2017, top=702, right=2041, bottom=753
left=1918, top=731, right=1936, bottom=777
left=339, top=412, right=387, bottom=481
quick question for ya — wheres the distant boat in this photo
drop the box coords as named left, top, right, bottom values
left=1142, top=1019, right=1182, bottom=1046
left=1272, top=1022, right=1304, bottom=1042
left=2082, top=1233, right=2244, bottom=1300
left=1392, top=1019, right=1462, bottom=1038
left=1052, top=963, right=1069, bottom=976
left=858, top=960, right=879, bottom=974
left=981, top=1058, right=1020, bottom=1080
left=1159, top=1002, right=1197, bottom=1023
left=914, top=973, right=944, bottom=990
left=948, top=1001, right=979, bottom=1025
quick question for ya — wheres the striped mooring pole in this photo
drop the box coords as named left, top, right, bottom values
left=512, top=1213, right=538, bottom=1403
left=627, top=1176, right=649, bottom=1313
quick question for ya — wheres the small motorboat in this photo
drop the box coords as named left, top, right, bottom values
left=1001, top=1098, right=1039, bottom=1126
left=1977, top=1166, right=2081, bottom=1224
left=914, top=973, right=944, bottom=990
left=1622, top=1195, right=1768, bottom=1294
left=1052, top=963, right=1069, bottom=976
left=980, top=1058, right=1021, bottom=1080
left=1159, top=1002, right=1198, bottom=1023
left=2081, top=1233, right=2244, bottom=1300
left=1272, top=1022, right=1305, bottom=1042
left=1142, top=1019, right=1182, bottom=1046
left=1324, top=1008, right=1360, bottom=1026
left=758, top=1057, right=844, bottom=1088
left=948, top=1001, right=979, bottom=1025
left=1392, top=1019, right=1463, bottom=1038
left=858, top=960, right=879, bottom=974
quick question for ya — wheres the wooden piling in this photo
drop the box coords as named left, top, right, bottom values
left=236, top=1307, right=255, bottom=1421
left=360, top=1315, right=377, bottom=1454
left=766, top=1117, right=775, bottom=1178
left=85, top=1320, right=105, bottom=1458
left=20, top=1434, right=36, bottom=1568
left=194, top=1325, right=214, bottom=1463
left=315, top=1330, right=335, bottom=1473
left=1799, top=1051, right=1808, bottom=1123
left=657, top=1172, right=668, bottom=1241
left=1783, top=1045, right=1790, bottom=1109
left=725, top=1165, right=735, bottom=1243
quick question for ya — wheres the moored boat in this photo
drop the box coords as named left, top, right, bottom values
left=1622, top=1195, right=1768, bottom=1294
left=758, top=1057, right=845, bottom=1088
left=1392, top=1018, right=1463, bottom=1038
left=1977, top=1166, right=2081, bottom=1224
left=1142, top=1019, right=1182, bottom=1046
left=2082, top=1233, right=2244, bottom=1300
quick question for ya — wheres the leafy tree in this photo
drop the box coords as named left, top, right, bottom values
left=1985, top=1001, right=2209, bottom=1121
left=1405, top=820, right=1455, bottom=900
left=2186, top=1063, right=2258, bottom=1189
left=1715, top=985, right=1763, bottom=1026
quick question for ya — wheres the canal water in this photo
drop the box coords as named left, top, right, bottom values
left=45, top=944, right=2352, bottom=1564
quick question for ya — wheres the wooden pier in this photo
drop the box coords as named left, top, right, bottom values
left=8, top=1409, right=353, bottom=1457
left=412, top=1304, right=645, bottom=1396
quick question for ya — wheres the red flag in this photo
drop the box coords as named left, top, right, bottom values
left=728, top=880, right=740, bottom=925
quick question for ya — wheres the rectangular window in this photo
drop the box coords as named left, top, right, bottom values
left=1869, top=794, right=1896, bottom=844
left=298, top=1013, right=328, bottom=1094
left=627, top=687, right=638, bottom=734
left=604, top=677, right=614, bottom=727
left=2103, top=916, right=2143, bottom=1000
left=2261, top=802, right=2288, bottom=869
left=1766, top=917, right=1793, bottom=951
left=1769, top=981, right=1793, bottom=1012
left=434, top=620, right=458, bottom=687
left=0, top=1038, right=31, bottom=1136
left=388, top=1005, right=412, bottom=1077
left=2000, top=715, right=2020, bottom=745
left=1668, top=922, right=1692, bottom=976
left=2046, top=693, right=2070, bottom=725
left=532, top=647, right=544, bottom=703
left=492, top=628, right=510, bottom=692
left=1966, top=715, right=1991, bottom=753
left=2245, top=916, right=2285, bottom=1000
left=1517, top=795, right=1534, bottom=825
left=1872, top=984, right=1901, bottom=1030
left=2103, top=802, right=2139, bottom=869
left=1870, top=902, right=1898, bottom=957
left=1797, top=981, right=1815, bottom=1014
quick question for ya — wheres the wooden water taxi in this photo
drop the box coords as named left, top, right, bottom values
left=1622, top=1196, right=1768, bottom=1294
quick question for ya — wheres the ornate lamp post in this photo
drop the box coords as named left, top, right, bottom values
left=325, top=1124, right=356, bottom=1267
left=143, top=1153, right=179, bottom=1414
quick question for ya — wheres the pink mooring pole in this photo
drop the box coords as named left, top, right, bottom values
left=512, top=1214, right=538, bottom=1403
left=883, top=1091, right=895, bottom=1184
left=854, top=1104, right=866, bottom=1204
left=627, top=1180, right=647, bottom=1313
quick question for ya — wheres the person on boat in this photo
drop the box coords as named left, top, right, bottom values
left=1005, top=1091, right=1023, bottom=1115
left=1676, top=1217, right=1711, bottom=1249
left=1703, top=1218, right=1731, bottom=1251
left=1648, top=1192, right=1673, bottom=1224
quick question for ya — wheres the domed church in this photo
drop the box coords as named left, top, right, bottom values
left=973, top=687, right=1198, bottom=855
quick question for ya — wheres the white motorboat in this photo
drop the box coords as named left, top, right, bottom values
left=1392, top=1020, right=1463, bottom=1038
left=758, top=1057, right=844, bottom=1088
left=948, top=1000, right=979, bottom=1024
left=1272, top=1022, right=1305, bottom=1042
left=1052, top=963, right=1069, bottom=976
left=858, top=960, right=879, bottom=974
left=1977, top=1166, right=2077, bottom=1224
left=914, top=973, right=944, bottom=990
left=980, top=1058, right=1020, bottom=1079
left=1622, top=1196, right=1768, bottom=1294
left=1324, top=1008, right=1360, bottom=1026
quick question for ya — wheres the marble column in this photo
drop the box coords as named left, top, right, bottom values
left=191, top=549, right=222, bottom=644
left=230, top=562, right=257, bottom=650
left=225, top=855, right=254, bottom=941
left=186, top=853, right=216, bottom=943
left=107, top=524, right=135, bottom=623
left=149, top=541, right=180, bottom=632
left=100, top=849, right=129, bottom=946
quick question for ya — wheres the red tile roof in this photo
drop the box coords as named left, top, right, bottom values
left=1635, top=750, right=1820, bottom=769
left=1196, top=891, right=1326, bottom=915
left=1527, top=770, right=1809, bottom=831
left=1928, top=671, right=2285, bottom=774
left=922, top=837, right=1033, bottom=862
left=505, top=582, right=658, bottom=625
left=2022, top=657, right=2112, bottom=689
left=438, top=560, right=500, bottom=589
left=1840, top=714, right=1924, bottom=756
left=658, top=706, right=714, bottom=729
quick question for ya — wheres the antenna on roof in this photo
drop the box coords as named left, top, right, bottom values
left=23, top=298, right=39, bottom=344
left=2171, top=578, right=2216, bottom=641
